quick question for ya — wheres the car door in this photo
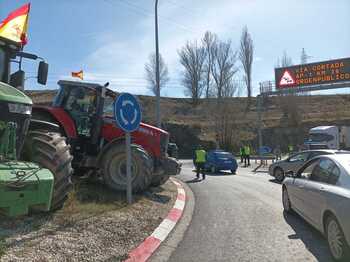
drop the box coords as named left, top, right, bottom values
left=301, top=158, right=339, bottom=228
left=283, top=152, right=310, bottom=173
left=287, top=159, right=319, bottom=216
left=205, top=152, right=214, bottom=170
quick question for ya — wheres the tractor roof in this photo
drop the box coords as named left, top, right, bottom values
left=0, top=36, right=21, bottom=51
left=57, top=80, right=117, bottom=97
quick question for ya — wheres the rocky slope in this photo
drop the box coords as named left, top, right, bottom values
left=26, top=90, right=350, bottom=156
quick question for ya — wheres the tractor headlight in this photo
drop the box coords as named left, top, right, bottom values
left=8, top=103, right=32, bottom=115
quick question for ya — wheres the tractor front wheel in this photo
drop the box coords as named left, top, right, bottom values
left=150, top=175, right=170, bottom=187
left=101, top=144, right=153, bottom=192
left=22, top=130, right=73, bottom=210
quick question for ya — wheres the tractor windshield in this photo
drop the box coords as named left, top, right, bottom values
left=103, top=94, right=115, bottom=117
left=0, top=47, right=6, bottom=82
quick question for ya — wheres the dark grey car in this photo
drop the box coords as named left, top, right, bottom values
left=268, top=150, right=350, bottom=182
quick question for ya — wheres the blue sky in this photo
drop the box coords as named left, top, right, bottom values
left=1, top=0, right=349, bottom=97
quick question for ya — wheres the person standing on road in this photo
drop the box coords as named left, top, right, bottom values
left=240, top=146, right=245, bottom=163
left=244, top=145, right=251, bottom=167
left=274, top=145, right=282, bottom=160
left=194, top=145, right=206, bottom=180
left=288, top=144, right=294, bottom=156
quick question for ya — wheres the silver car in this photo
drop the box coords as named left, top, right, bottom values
left=269, top=150, right=349, bottom=182
left=282, top=154, right=350, bottom=261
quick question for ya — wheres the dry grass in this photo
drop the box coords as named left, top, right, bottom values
left=0, top=237, right=6, bottom=258
left=0, top=180, right=177, bottom=261
left=53, top=180, right=130, bottom=225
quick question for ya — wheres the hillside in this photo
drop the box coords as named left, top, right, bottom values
left=26, top=90, right=350, bottom=157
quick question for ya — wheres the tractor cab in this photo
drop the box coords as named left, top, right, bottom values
left=0, top=36, right=49, bottom=88
left=50, top=80, right=112, bottom=161
left=0, top=36, right=20, bottom=84
left=53, top=81, right=101, bottom=137
left=52, top=80, right=118, bottom=136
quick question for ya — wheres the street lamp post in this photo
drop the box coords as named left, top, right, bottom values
left=155, top=0, right=161, bottom=128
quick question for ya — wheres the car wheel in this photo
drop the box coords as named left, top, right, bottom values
left=282, top=187, right=292, bottom=213
left=274, top=167, right=285, bottom=182
left=326, top=215, right=350, bottom=262
left=231, top=169, right=236, bottom=174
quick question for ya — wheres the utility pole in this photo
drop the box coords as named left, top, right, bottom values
left=257, top=92, right=263, bottom=157
left=155, top=0, right=161, bottom=128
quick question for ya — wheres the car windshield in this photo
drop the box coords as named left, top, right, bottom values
left=335, top=151, right=350, bottom=154
left=309, top=133, right=334, bottom=142
left=214, top=152, right=233, bottom=159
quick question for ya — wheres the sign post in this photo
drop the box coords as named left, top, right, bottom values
left=114, top=93, right=142, bottom=204
left=125, top=132, right=132, bottom=204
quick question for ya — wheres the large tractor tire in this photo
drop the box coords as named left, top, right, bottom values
left=101, top=143, right=153, bottom=192
left=150, top=175, right=170, bottom=187
left=150, top=157, right=180, bottom=187
left=22, top=130, right=73, bottom=210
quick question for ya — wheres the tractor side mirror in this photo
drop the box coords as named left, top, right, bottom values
left=38, top=61, right=49, bottom=85
left=10, top=70, right=25, bottom=91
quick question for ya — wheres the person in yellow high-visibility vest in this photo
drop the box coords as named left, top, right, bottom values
left=240, top=146, right=245, bottom=164
left=244, top=145, right=251, bottom=167
left=288, top=144, right=294, bottom=156
left=194, top=145, right=207, bottom=180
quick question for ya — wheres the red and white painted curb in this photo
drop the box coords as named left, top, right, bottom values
left=125, top=178, right=186, bottom=262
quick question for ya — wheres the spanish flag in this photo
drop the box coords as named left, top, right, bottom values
left=0, top=3, right=30, bottom=45
left=72, top=70, right=83, bottom=80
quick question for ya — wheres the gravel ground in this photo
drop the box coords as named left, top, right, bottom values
left=0, top=180, right=177, bottom=262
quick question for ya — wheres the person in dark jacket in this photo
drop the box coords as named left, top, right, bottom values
left=244, top=145, right=251, bottom=167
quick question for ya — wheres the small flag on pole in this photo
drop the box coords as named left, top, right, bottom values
left=0, top=3, right=31, bottom=45
left=71, top=70, right=83, bottom=80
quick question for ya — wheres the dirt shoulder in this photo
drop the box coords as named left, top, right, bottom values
left=0, top=180, right=177, bottom=262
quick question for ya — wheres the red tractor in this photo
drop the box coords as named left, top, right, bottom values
left=29, top=80, right=180, bottom=192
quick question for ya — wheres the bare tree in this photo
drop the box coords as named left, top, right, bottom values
left=178, top=41, right=207, bottom=105
left=239, top=26, right=254, bottom=99
left=222, top=79, right=239, bottom=98
left=276, top=51, right=293, bottom=68
left=210, top=39, right=238, bottom=99
left=209, top=78, right=243, bottom=150
left=202, top=31, right=217, bottom=98
left=145, top=53, right=169, bottom=95
left=276, top=51, right=301, bottom=126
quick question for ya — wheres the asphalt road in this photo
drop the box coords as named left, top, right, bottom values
left=168, top=160, right=333, bottom=262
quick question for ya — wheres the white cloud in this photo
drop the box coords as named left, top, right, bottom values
left=82, top=0, right=254, bottom=96
left=254, top=56, right=263, bottom=62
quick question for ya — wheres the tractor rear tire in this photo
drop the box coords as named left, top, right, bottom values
left=22, top=130, right=73, bottom=210
left=150, top=175, right=170, bottom=187
left=101, top=143, right=153, bottom=192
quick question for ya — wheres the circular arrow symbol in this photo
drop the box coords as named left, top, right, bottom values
left=114, top=93, right=142, bottom=132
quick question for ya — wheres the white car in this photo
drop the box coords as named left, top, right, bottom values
left=282, top=154, right=350, bottom=261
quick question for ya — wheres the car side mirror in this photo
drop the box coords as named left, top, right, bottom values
left=285, top=170, right=296, bottom=178
left=38, top=61, right=49, bottom=85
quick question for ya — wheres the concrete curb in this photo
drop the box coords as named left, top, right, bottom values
left=125, top=178, right=186, bottom=262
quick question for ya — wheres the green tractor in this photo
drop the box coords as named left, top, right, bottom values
left=0, top=36, right=73, bottom=217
